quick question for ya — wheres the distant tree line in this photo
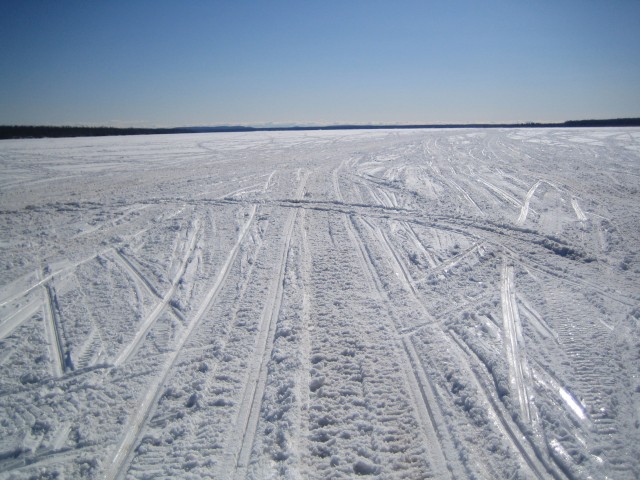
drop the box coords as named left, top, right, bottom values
left=1, top=118, right=639, bottom=140
left=561, top=118, right=640, bottom=127
left=0, top=125, right=199, bottom=139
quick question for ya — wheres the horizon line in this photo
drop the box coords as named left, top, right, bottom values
left=1, top=117, right=640, bottom=140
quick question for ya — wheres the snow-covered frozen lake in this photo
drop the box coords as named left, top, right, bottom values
left=0, top=128, right=639, bottom=479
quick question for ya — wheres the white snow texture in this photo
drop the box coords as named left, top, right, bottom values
left=0, top=128, right=638, bottom=479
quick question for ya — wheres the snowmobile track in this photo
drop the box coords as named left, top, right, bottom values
left=103, top=208, right=256, bottom=480
left=113, top=220, right=200, bottom=366
left=232, top=173, right=307, bottom=478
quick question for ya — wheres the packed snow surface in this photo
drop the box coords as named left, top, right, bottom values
left=0, top=128, right=639, bottom=479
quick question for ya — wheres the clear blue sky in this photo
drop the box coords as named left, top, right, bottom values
left=1, top=0, right=639, bottom=126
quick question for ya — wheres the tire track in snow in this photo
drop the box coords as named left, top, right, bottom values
left=405, top=222, right=438, bottom=268
left=358, top=179, right=442, bottom=285
left=295, top=207, right=313, bottom=476
left=0, top=250, right=111, bottom=309
left=420, top=144, right=482, bottom=215
left=360, top=217, right=439, bottom=322
left=71, top=204, right=150, bottom=240
left=0, top=297, right=41, bottom=340
left=361, top=220, right=412, bottom=288
left=164, top=192, right=581, bottom=249
left=117, top=171, right=276, bottom=478
left=332, top=160, right=346, bottom=203
left=0, top=445, right=96, bottom=476
left=448, top=178, right=484, bottom=215
left=363, top=217, right=531, bottom=477
left=498, top=241, right=635, bottom=307
left=345, top=221, right=452, bottom=477
left=477, top=178, right=522, bottom=209
left=362, top=181, right=386, bottom=207
left=516, top=181, right=541, bottom=226
left=530, top=360, right=589, bottom=423
left=103, top=206, right=257, bottom=480
left=217, top=182, right=265, bottom=199
left=412, top=242, right=485, bottom=284
left=113, top=219, right=201, bottom=366
left=334, top=170, right=452, bottom=478
left=377, top=187, right=397, bottom=208
left=400, top=336, right=455, bottom=479
left=214, top=195, right=630, bottom=303
left=447, top=330, right=562, bottom=480
left=527, top=260, right=632, bottom=320
left=122, top=194, right=273, bottom=476
left=355, top=199, right=552, bottom=477
left=501, top=263, right=532, bottom=423
left=231, top=173, right=308, bottom=478
left=302, top=210, right=436, bottom=476
left=112, top=249, right=162, bottom=300
left=516, top=293, right=559, bottom=342
left=43, top=284, right=66, bottom=377
left=416, top=165, right=441, bottom=199
left=571, top=197, right=587, bottom=221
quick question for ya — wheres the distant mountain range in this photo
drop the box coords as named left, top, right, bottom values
left=1, top=118, right=639, bottom=140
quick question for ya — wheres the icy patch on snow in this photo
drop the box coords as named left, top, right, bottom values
left=559, top=388, right=586, bottom=420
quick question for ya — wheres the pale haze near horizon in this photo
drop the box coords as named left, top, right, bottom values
left=0, top=0, right=639, bottom=127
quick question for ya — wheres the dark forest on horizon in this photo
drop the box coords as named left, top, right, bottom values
left=1, top=118, right=639, bottom=140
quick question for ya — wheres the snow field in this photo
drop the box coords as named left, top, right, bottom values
left=0, top=128, right=639, bottom=479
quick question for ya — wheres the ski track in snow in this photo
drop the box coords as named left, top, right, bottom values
left=0, top=128, right=639, bottom=479
left=571, top=197, right=587, bottom=221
